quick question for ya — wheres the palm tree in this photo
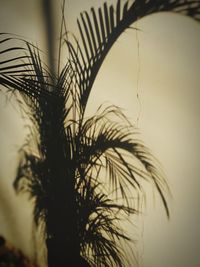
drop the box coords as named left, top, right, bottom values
left=0, top=1, right=199, bottom=266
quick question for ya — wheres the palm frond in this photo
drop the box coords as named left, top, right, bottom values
left=65, top=0, right=200, bottom=116
left=13, top=140, right=48, bottom=226
left=0, top=34, right=51, bottom=99
left=75, top=105, right=170, bottom=216
left=76, top=180, right=135, bottom=267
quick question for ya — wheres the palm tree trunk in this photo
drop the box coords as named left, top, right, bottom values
left=38, top=98, right=80, bottom=266
left=44, top=171, right=81, bottom=266
left=44, top=138, right=80, bottom=266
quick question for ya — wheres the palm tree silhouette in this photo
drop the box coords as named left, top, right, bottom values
left=0, top=1, right=199, bottom=266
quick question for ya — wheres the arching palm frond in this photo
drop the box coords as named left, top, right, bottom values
left=65, top=0, right=200, bottom=116
left=74, top=105, right=169, bottom=217
left=0, top=34, right=52, bottom=101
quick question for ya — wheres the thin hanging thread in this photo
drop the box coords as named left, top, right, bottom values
left=135, top=20, right=145, bottom=267
left=139, top=195, right=145, bottom=267
left=136, top=21, right=141, bottom=127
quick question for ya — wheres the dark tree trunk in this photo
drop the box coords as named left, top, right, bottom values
left=41, top=99, right=83, bottom=267
left=46, top=238, right=91, bottom=267
left=44, top=147, right=80, bottom=267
